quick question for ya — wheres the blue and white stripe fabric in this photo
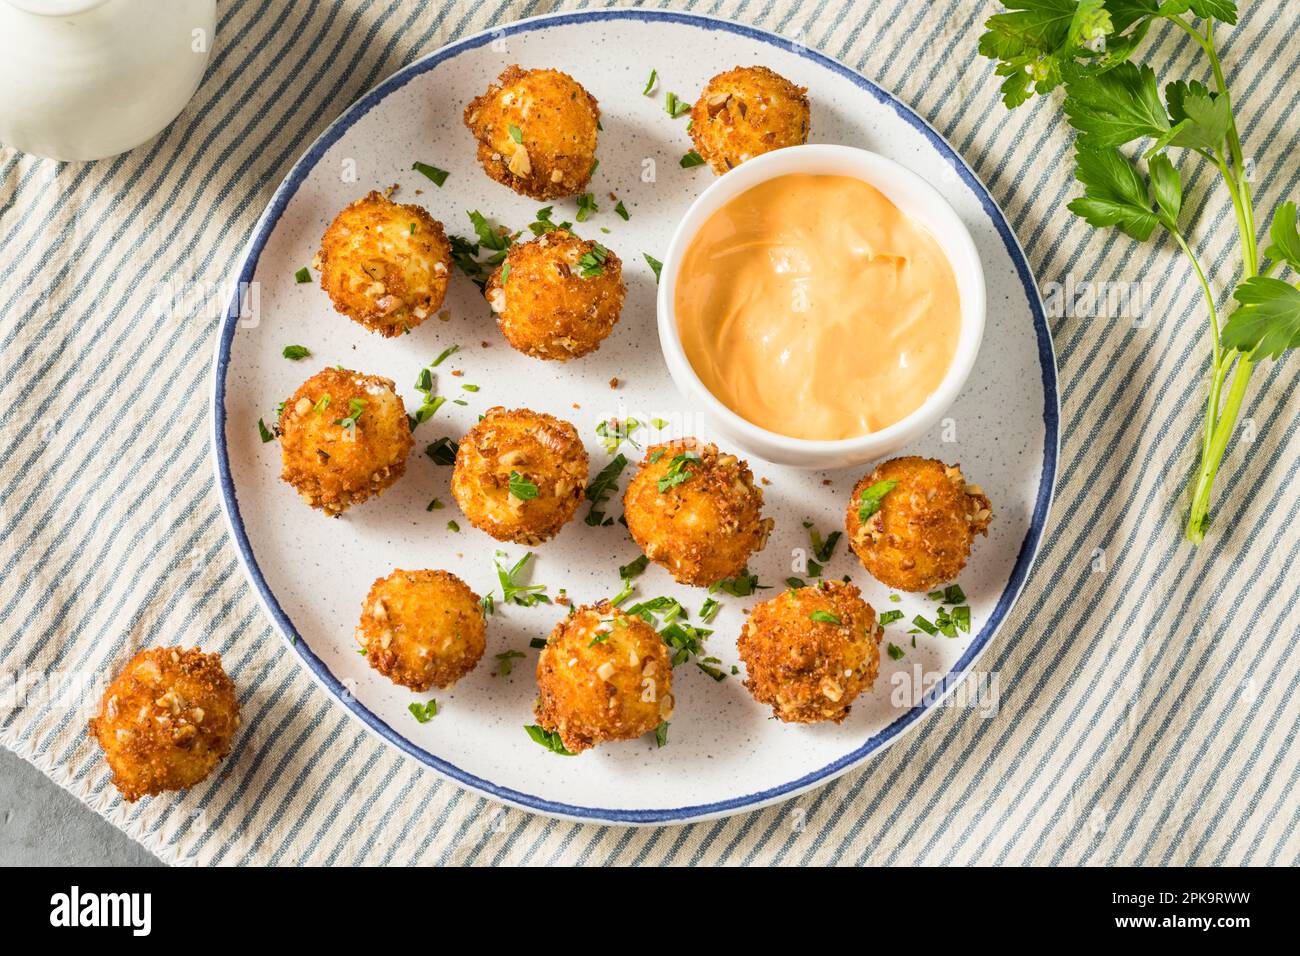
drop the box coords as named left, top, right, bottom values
left=2, top=0, right=1298, bottom=866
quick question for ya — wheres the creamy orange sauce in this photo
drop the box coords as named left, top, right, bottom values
left=675, top=173, right=961, bottom=441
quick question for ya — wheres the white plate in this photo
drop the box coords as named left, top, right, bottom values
left=212, top=8, right=1058, bottom=824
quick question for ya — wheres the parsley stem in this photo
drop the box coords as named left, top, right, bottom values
left=1171, top=230, right=1222, bottom=457
left=1186, top=355, right=1253, bottom=543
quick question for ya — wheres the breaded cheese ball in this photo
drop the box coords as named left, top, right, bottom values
left=317, top=190, right=452, bottom=337
left=689, top=65, right=810, bottom=175
left=463, top=65, right=600, bottom=200
left=89, top=647, right=239, bottom=802
left=623, top=439, right=773, bottom=587
left=846, top=456, right=992, bottom=592
left=485, top=229, right=624, bottom=361
left=451, top=406, right=588, bottom=544
left=278, top=367, right=413, bottom=515
left=738, top=580, right=881, bottom=724
left=534, top=601, right=673, bottom=753
left=356, top=569, right=486, bottom=691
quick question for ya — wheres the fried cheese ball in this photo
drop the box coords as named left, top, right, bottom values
left=623, top=439, right=773, bottom=587
left=316, top=191, right=452, bottom=337
left=485, top=229, right=625, bottom=361
left=533, top=602, right=673, bottom=753
left=89, top=647, right=239, bottom=802
left=738, top=580, right=881, bottom=724
left=845, top=456, right=993, bottom=592
left=463, top=65, right=600, bottom=200
left=278, top=367, right=414, bottom=515
left=689, top=65, right=810, bottom=175
left=356, top=569, right=486, bottom=691
left=451, top=406, right=588, bottom=544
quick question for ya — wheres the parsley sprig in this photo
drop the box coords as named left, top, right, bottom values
left=979, top=1, right=1297, bottom=543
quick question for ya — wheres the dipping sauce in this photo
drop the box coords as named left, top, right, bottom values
left=674, top=173, right=961, bottom=441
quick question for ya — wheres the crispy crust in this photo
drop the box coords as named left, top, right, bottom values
left=738, top=580, right=881, bottom=724
left=463, top=65, right=600, bottom=200
left=689, top=65, right=810, bottom=175
left=317, top=190, right=451, bottom=337
left=623, top=438, right=773, bottom=587
left=451, top=406, right=588, bottom=544
left=357, top=569, right=486, bottom=691
left=845, top=456, right=992, bottom=592
left=88, top=647, right=239, bottom=802
left=533, top=601, right=673, bottom=753
left=485, top=229, right=625, bottom=361
left=278, top=367, right=414, bottom=515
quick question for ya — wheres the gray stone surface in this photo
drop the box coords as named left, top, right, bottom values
left=0, top=748, right=161, bottom=866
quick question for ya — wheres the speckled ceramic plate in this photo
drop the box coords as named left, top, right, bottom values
left=212, top=9, right=1058, bottom=824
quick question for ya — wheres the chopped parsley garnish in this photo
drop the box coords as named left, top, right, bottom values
left=657, top=451, right=699, bottom=492
left=408, top=699, right=439, bottom=722
left=651, top=417, right=669, bottom=430
left=524, top=725, right=575, bottom=756
left=588, top=630, right=611, bottom=648
left=577, top=242, right=608, bottom=278
left=493, top=551, right=550, bottom=607
left=293, top=267, right=311, bottom=283
left=576, top=192, right=598, bottom=222
left=449, top=210, right=516, bottom=290
left=312, top=394, right=331, bottom=414
left=596, top=417, right=640, bottom=454
left=619, top=554, right=650, bottom=580
left=509, top=471, right=539, bottom=500
left=446, top=520, right=460, bottom=532
left=334, top=398, right=366, bottom=429
left=461, top=383, right=479, bottom=392
left=887, top=643, right=905, bottom=661
left=408, top=362, right=448, bottom=430
left=527, top=205, right=573, bottom=236
left=432, top=344, right=459, bottom=367
left=654, top=721, right=669, bottom=748
left=529, top=637, right=547, bottom=649
left=426, top=498, right=443, bottom=511
left=425, top=437, right=458, bottom=465
left=679, top=150, right=706, bottom=168
left=644, top=253, right=663, bottom=282
left=480, top=593, right=495, bottom=617
left=711, top=569, right=766, bottom=597
left=614, top=200, right=629, bottom=221
left=257, top=418, right=275, bottom=443
left=589, top=157, right=599, bottom=177
left=786, top=577, right=806, bottom=589
left=584, top=453, right=628, bottom=526
left=507, top=124, right=523, bottom=143
left=494, top=649, right=525, bottom=676
left=696, top=660, right=727, bottom=681
left=499, top=262, right=510, bottom=285
left=810, top=610, right=842, bottom=625
left=912, top=615, right=938, bottom=636
left=879, top=609, right=904, bottom=626
left=810, top=527, right=842, bottom=565
left=939, top=584, right=966, bottom=604
left=665, top=92, right=692, bottom=118
left=642, top=69, right=658, bottom=96
left=282, top=344, right=310, bottom=360
left=699, top=597, right=722, bottom=623
left=857, top=479, right=899, bottom=523
left=411, top=161, right=449, bottom=187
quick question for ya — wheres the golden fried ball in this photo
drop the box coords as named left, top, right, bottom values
left=278, top=367, right=413, bottom=515
left=533, top=601, right=673, bottom=753
left=485, top=229, right=624, bottom=361
left=451, top=406, right=588, bottom=544
left=689, top=65, right=810, bottom=175
left=463, top=65, right=599, bottom=200
left=356, top=569, right=486, bottom=691
left=88, top=647, right=240, bottom=802
left=623, top=439, right=773, bottom=587
left=738, top=580, right=881, bottom=724
left=317, top=190, right=452, bottom=337
left=846, top=456, right=992, bottom=592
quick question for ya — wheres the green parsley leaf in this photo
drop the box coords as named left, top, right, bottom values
left=857, top=479, right=899, bottom=523
left=879, top=610, right=904, bottom=626
left=1066, top=147, right=1159, bottom=241
left=509, top=470, right=539, bottom=500
left=585, top=453, right=628, bottom=526
left=887, top=643, right=905, bottom=661
left=408, top=699, right=439, bottom=722
left=1222, top=277, right=1300, bottom=360
left=643, top=69, right=658, bottom=95
left=1063, top=61, right=1169, bottom=150
left=282, top=344, right=310, bottom=360
left=334, top=397, right=366, bottom=429
left=614, top=200, right=629, bottom=221
left=525, top=724, right=576, bottom=756
left=508, top=124, right=523, bottom=143
left=679, top=150, right=705, bottom=168
left=665, top=92, right=691, bottom=118
left=257, top=418, right=275, bottom=443
left=698, top=597, right=722, bottom=624
left=711, top=569, right=766, bottom=597
left=495, top=649, right=525, bottom=676
left=1264, top=201, right=1300, bottom=273
left=810, top=610, right=842, bottom=625
left=657, top=451, right=699, bottom=492
left=596, top=417, right=640, bottom=454
left=412, top=161, right=449, bottom=186
left=654, top=720, right=669, bottom=747
left=644, top=253, right=663, bottom=283
left=577, top=242, right=608, bottom=278
left=576, top=192, right=598, bottom=222
left=619, top=554, right=650, bottom=579
left=447, top=520, right=460, bottom=532
left=432, top=344, right=459, bottom=367
left=293, top=267, right=311, bottom=283
left=425, top=436, right=458, bottom=465
left=494, top=551, right=550, bottom=607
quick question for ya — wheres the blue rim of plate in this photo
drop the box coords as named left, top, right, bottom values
left=212, top=7, right=1059, bottom=824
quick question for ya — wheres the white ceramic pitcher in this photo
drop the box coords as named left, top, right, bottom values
left=0, top=0, right=216, bottom=162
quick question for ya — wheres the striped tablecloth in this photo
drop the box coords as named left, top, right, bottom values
left=2, top=0, right=1297, bottom=867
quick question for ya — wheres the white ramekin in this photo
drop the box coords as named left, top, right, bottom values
left=656, top=143, right=986, bottom=470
